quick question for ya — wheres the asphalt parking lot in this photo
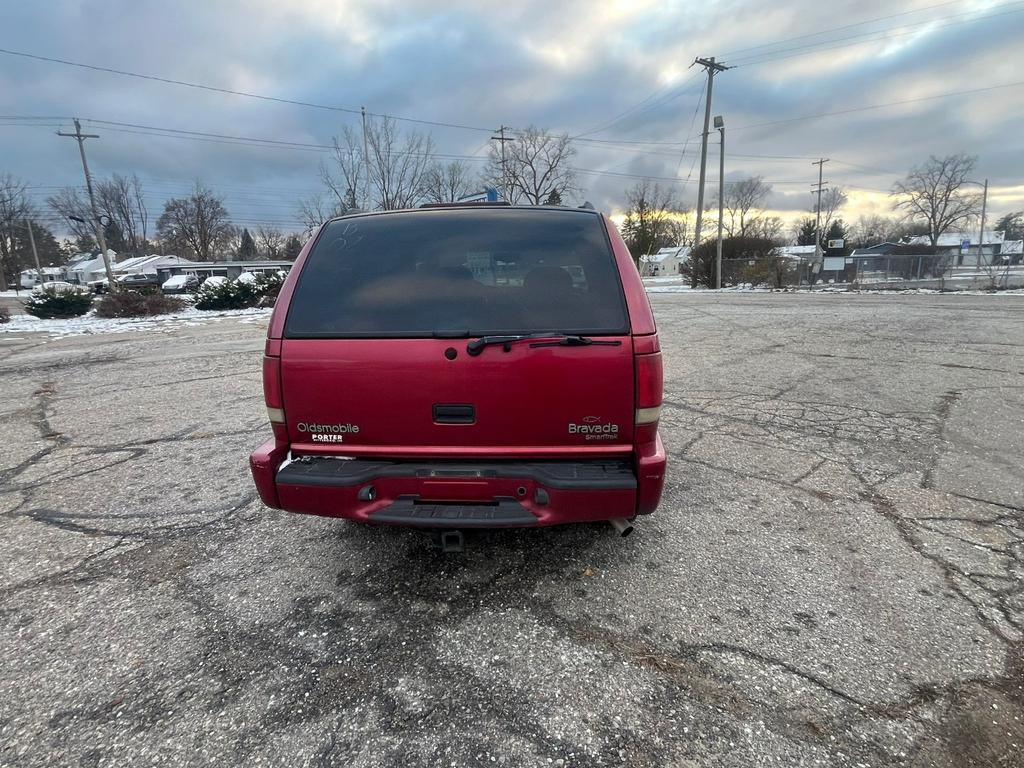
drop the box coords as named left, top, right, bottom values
left=1, top=292, right=1022, bottom=767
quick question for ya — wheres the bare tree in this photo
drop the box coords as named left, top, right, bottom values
left=49, top=174, right=148, bottom=254
left=320, top=127, right=364, bottom=210
left=321, top=116, right=436, bottom=210
left=297, top=192, right=347, bottom=236
left=620, top=180, right=686, bottom=266
left=96, top=174, right=148, bottom=254
left=0, top=173, right=34, bottom=291
left=812, top=186, right=848, bottom=240
left=46, top=187, right=94, bottom=242
left=155, top=183, right=233, bottom=260
left=746, top=215, right=785, bottom=242
left=486, top=126, right=578, bottom=205
left=666, top=210, right=693, bottom=249
left=367, top=117, right=436, bottom=209
left=849, top=214, right=900, bottom=248
left=723, top=176, right=772, bottom=237
left=423, top=160, right=475, bottom=203
left=892, top=154, right=982, bottom=246
left=255, top=225, right=285, bottom=259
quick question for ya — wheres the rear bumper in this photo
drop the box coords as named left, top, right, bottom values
left=248, top=440, right=666, bottom=527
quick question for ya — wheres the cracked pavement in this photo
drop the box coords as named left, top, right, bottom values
left=1, top=292, right=1022, bottom=767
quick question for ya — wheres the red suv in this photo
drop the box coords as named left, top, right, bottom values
left=249, top=205, right=665, bottom=533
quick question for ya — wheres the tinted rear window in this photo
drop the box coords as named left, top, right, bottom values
left=284, top=208, right=630, bottom=338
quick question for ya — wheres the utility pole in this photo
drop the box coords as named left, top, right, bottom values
left=977, top=178, right=988, bottom=266
left=811, top=158, right=829, bottom=287
left=58, top=119, right=116, bottom=290
left=25, top=218, right=43, bottom=285
left=360, top=107, right=371, bottom=210
left=714, top=115, right=725, bottom=290
left=490, top=126, right=514, bottom=202
left=691, top=57, right=731, bottom=287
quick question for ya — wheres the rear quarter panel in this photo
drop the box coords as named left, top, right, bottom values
left=604, top=217, right=657, bottom=336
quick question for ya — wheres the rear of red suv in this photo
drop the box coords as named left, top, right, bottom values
left=249, top=206, right=665, bottom=529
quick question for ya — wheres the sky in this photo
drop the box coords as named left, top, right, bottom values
left=1, top=0, right=1023, bottom=240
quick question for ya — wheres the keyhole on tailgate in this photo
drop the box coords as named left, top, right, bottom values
left=444, top=347, right=457, bottom=360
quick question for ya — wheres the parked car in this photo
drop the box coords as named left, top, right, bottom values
left=250, top=205, right=665, bottom=536
left=86, top=277, right=110, bottom=294
left=32, top=281, right=84, bottom=295
left=161, top=274, right=200, bottom=294
left=117, top=272, right=162, bottom=290
left=198, top=275, right=229, bottom=291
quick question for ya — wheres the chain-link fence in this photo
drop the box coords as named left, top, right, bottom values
left=789, top=253, right=1024, bottom=290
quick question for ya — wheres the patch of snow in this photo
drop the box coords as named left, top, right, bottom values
left=0, top=306, right=273, bottom=339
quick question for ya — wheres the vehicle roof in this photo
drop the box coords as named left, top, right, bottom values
left=325, top=205, right=601, bottom=225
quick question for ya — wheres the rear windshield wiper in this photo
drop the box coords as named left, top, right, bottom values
left=528, top=336, right=622, bottom=349
left=466, top=333, right=621, bottom=356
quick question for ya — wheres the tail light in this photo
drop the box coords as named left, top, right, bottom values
left=635, top=347, right=663, bottom=443
left=262, top=347, right=287, bottom=441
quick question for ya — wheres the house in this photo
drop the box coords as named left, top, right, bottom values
left=998, top=239, right=1022, bottom=262
left=902, top=231, right=1004, bottom=266
left=111, top=254, right=200, bottom=280
left=774, top=244, right=818, bottom=262
left=640, top=246, right=689, bottom=276
left=19, top=267, right=67, bottom=289
left=65, top=251, right=117, bottom=285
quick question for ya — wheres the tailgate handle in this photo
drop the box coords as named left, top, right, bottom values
left=433, top=404, right=475, bottom=424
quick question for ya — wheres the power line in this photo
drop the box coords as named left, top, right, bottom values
left=7, top=116, right=824, bottom=165
left=729, top=78, right=1024, bottom=132
left=674, top=87, right=706, bottom=177
left=0, top=47, right=500, bottom=134
left=720, top=0, right=962, bottom=58
left=731, top=2, right=1024, bottom=67
left=571, top=72, right=701, bottom=139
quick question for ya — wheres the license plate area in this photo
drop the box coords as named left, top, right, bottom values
left=418, top=480, right=495, bottom=502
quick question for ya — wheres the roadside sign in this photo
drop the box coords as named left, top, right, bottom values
left=823, top=256, right=845, bottom=271
left=827, top=239, right=844, bottom=249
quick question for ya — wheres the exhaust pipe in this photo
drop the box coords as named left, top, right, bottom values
left=609, top=518, right=634, bottom=538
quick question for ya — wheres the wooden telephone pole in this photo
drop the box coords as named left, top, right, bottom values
left=691, top=57, right=731, bottom=287
left=490, top=126, right=515, bottom=202
left=57, top=119, right=117, bottom=289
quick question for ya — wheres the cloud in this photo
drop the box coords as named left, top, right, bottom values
left=1, top=0, right=1022, bottom=237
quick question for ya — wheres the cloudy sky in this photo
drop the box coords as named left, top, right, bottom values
left=2, top=0, right=1022, bottom=238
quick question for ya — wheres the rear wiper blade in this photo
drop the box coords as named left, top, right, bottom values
left=528, top=335, right=622, bottom=349
left=466, top=334, right=623, bottom=356
left=466, top=334, right=541, bottom=356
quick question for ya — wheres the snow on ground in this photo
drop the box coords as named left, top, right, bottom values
left=0, top=306, right=273, bottom=339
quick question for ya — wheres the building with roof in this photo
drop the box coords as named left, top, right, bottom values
left=65, top=251, right=117, bottom=286
left=774, top=244, right=818, bottom=261
left=111, top=254, right=199, bottom=277
left=18, top=267, right=67, bottom=289
left=902, top=231, right=1005, bottom=266
left=1003, top=239, right=1022, bottom=256
left=640, top=246, right=689, bottom=276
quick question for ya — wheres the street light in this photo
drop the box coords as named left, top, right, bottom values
left=713, top=115, right=725, bottom=289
